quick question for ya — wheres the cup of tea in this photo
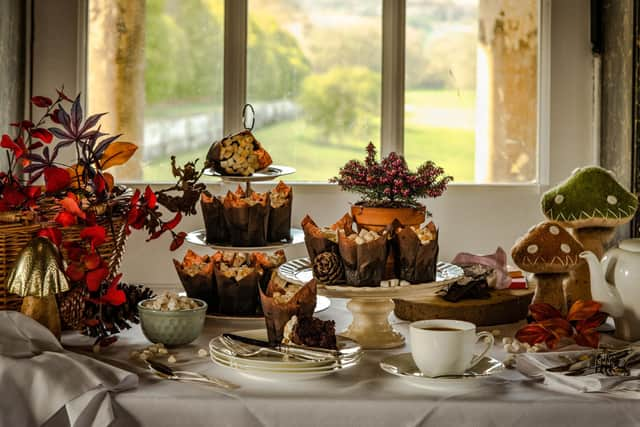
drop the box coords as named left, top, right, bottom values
left=409, top=319, right=494, bottom=377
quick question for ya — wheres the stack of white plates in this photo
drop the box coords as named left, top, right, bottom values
left=209, top=329, right=362, bottom=381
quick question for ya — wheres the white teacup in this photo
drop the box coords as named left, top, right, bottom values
left=409, top=319, right=494, bottom=377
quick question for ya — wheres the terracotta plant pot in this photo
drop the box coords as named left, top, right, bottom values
left=350, top=204, right=426, bottom=232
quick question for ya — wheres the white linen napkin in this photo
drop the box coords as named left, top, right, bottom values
left=517, top=350, right=640, bottom=393
left=0, top=311, right=138, bottom=427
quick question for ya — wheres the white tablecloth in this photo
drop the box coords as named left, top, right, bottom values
left=62, top=300, right=640, bottom=427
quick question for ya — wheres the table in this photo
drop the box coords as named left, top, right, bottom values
left=65, top=299, right=640, bottom=427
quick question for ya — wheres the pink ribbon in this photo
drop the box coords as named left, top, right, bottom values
left=451, top=247, right=512, bottom=290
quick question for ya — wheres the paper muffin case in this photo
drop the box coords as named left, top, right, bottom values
left=214, top=267, right=262, bottom=315
left=267, top=197, right=292, bottom=243
left=173, top=259, right=218, bottom=313
left=392, top=227, right=439, bottom=284
left=200, top=194, right=228, bottom=244
left=301, top=214, right=345, bottom=261
left=259, top=279, right=317, bottom=345
left=222, top=194, right=270, bottom=247
left=338, top=230, right=389, bottom=286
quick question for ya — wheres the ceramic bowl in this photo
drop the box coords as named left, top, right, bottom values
left=138, top=298, right=207, bottom=346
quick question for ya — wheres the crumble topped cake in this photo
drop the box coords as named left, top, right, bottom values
left=282, top=315, right=337, bottom=350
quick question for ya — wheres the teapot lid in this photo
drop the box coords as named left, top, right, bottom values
left=619, top=239, right=640, bottom=253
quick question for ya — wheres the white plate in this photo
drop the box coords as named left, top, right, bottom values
left=209, top=328, right=362, bottom=369
left=204, top=165, right=296, bottom=182
left=185, top=228, right=304, bottom=251
left=211, top=354, right=349, bottom=381
left=380, top=353, right=504, bottom=390
left=204, top=295, right=331, bottom=320
left=210, top=351, right=362, bottom=372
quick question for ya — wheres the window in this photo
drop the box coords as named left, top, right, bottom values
left=87, top=0, right=540, bottom=184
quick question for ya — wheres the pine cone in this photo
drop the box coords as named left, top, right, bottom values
left=313, top=252, right=344, bottom=285
left=58, top=285, right=88, bottom=331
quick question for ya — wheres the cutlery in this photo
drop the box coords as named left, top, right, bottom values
left=222, top=333, right=341, bottom=361
left=147, top=360, right=239, bottom=390
left=219, top=335, right=327, bottom=362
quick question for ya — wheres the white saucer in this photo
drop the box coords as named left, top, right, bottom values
left=380, top=353, right=504, bottom=390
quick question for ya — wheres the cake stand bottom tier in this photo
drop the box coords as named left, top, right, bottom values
left=392, top=287, right=534, bottom=326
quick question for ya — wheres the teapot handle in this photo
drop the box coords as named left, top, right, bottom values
left=602, top=250, right=619, bottom=286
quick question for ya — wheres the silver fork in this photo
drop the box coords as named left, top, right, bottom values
left=147, top=360, right=239, bottom=390
left=219, top=335, right=328, bottom=362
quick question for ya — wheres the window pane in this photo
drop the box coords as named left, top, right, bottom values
left=247, top=1, right=382, bottom=182
left=405, top=0, right=538, bottom=183
left=87, top=0, right=224, bottom=182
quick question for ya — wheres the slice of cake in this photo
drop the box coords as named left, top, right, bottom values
left=282, top=315, right=337, bottom=350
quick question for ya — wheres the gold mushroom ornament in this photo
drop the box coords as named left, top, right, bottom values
left=6, top=236, right=70, bottom=339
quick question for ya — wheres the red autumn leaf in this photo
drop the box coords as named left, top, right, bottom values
left=44, top=166, right=72, bottom=193
left=31, top=128, right=53, bottom=143
left=567, top=300, right=603, bottom=322
left=100, top=273, right=126, bottom=306
left=56, top=88, right=72, bottom=102
left=55, top=211, right=77, bottom=227
left=31, top=96, right=53, bottom=108
left=538, top=318, right=573, bottom=349
left=66, top=263, right=86, bottom=282
left=575, top=311, right=608, bottom=332
left=529, top=303, right=564, bottom=322
left=1, top=134, right=26, bottom=158
left=163, top=212, right=182, bottom=231
left=24, top=185, right=41, bottom=200
left=144, top=185, right=157, bottom=209
left=10, top=120, right=34, bottom=129
left=3, top=185, right=26, bottom=207
left=83, top=252, right=102, bottom=270
left=65, top=244, right=84, bottom=262
left=37, top=227, right=62, bottom=246
left=574, top=328, right=600, bottom=348
left=49, top=109, right=61, bottom=125
left=80, top=225, right=107, bottom=249
left=85, top=266, right=109, bottom=292
left=170, top=231, right=187, bottom=251
left=130, top=188, right=141, bottom=206
left=59, top=195, right=86, bottom=219
left=515, top=324, right=550, bottom=345
left=93, top=173, right=106, bottom=193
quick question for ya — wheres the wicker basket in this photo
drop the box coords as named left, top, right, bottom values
left=0, top=214, right=129, bottom=311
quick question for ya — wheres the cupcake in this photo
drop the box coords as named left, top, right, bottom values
left=200, top=192, right=228, bottom=244
left=392, top=221, right=439, bottom=284
left=267, top=181, right=293, bottom=242
left=173, top=250, right=217, bottom=313
left=301, top=213, right=353, bottom=262
left=251, top=249, right=287, bottom=291
left=222, top=186, right=270, bottom=247
left=259, top=274, right=317, bottom=345
left=213, top=251, right=263, bottom=315
left=338, top=228, right=388, bottom=286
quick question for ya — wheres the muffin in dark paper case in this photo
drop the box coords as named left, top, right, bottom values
left=338, top=228, right=389, bottom=286
left=206, top=129, right=273, bottom=176
left=173, top=250, right=217, bottom=313
left=200, top=192, right=228, bottom=244
left=251, top=249, right=287, bottom=290
left=222, top=186, right=270, bottom=247
left=268, top=181, right=293, bottom=242
left=213, top=251, right=263, bottom=315
left=392, top=220, right=439, bottom=284
left=301, top=213, right=353, bottom=262
left=259, top=274, right=317, bottom=345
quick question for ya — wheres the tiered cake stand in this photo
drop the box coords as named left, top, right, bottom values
left=278, top=258, right=464, bottom=349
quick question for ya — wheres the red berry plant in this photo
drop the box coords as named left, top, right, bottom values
left=331, top=143, right=453, bottom=208
left=1, top=88, right=207, bottom=344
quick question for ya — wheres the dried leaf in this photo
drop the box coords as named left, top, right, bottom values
left=515, top=324, right=550, bottom=345
left=31, top=128, right=53, bottom=143
left=99, top=141, right=138, bottom=170
left=144, top=185, right=157, bottom=209
left=31, top=96, right=53, bottom=108
left=574, top=328, right=600, bottom=348
left=44, top=166, right=71, bottom=193
left=529, top=303, right=563, bottom=322
left=86, top=266, right=109, bottom=292
left=170, top=231, right=187, bottom=251
left=567, top=300, right=603, bottom=322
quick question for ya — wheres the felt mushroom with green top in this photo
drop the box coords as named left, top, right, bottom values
left=6, top=236, right=70, bottom=339
left=511, top=221, right=584, bottom=314
left=541, top=166, right=639, bottom=306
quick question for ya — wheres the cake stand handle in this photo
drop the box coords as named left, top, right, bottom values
left=341, top=297, right=405, bottom=350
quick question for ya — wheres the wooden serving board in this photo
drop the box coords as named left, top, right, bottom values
left=393, top=286, right=534, bottom=326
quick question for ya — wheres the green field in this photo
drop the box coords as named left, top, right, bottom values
left=143, top=90, right=476, bottom=182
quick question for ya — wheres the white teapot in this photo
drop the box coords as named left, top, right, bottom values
left=581, top=239, right=640, bottom=341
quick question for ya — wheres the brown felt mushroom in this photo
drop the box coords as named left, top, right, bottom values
left=511, top=221, right=584, bottom=314
left=541, top=166, right=639, bottom=307
left=6, top=237, right=70, bottom=339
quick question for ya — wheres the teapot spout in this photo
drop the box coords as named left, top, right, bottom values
left=580, top=251, right=624, bottom=317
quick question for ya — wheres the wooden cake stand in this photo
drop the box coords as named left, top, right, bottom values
left=278, top=259, right=464, bottom=349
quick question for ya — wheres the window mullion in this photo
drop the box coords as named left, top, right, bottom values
left=381, top=0, right=405, bottom=156
left=223, top=0, right=248, bottom=136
